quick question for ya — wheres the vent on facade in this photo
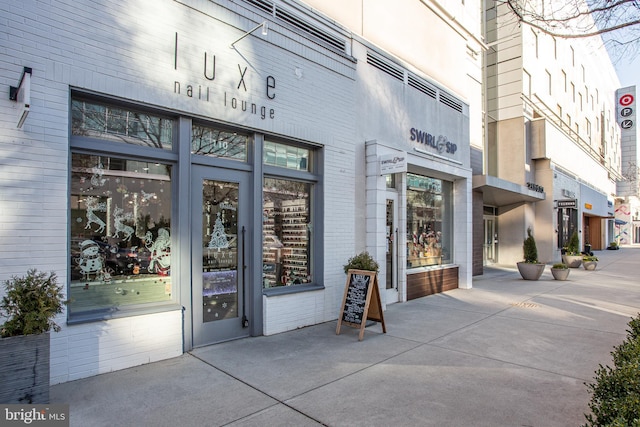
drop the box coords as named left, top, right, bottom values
left=366, top=52, right=403, bottom=81
left=439, top=91, right=463, bottom=113
left=244, top=0, right=273, bottom=14
left=408, top=75, right=436, bottom=99
left=275, top=7, right=346, bottom=51
left=242, top=0, right=346, bottom=52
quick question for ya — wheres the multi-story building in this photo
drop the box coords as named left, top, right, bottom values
left=614, top=86, right=639, bottom=245
left=476, top=0, right=622, bottom=268
left=1, top=0, right=482, bottom=383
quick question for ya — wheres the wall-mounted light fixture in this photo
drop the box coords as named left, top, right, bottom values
left=230, top=21, right=269, bottom=49
left=9, top=67, right=32, bottom=129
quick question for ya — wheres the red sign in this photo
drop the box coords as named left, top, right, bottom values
left=619, top=94, right=635, bottom=106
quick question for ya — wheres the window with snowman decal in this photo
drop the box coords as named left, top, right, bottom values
left=69, top=153, right=172, bottom=315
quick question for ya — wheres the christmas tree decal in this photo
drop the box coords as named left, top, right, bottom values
left=208, top=212, right=229, bottom=251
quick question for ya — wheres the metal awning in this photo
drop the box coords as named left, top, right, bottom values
left=473, top=175, right=545, bottom=207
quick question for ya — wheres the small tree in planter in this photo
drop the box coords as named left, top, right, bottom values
left=563, top=230, right=582, bottom=268
left=0, top=269, right=67, bottom=403
left=517, top=228, right=545, bottom=280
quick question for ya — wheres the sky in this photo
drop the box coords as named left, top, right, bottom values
left=614, top=55, right=639, bottom=89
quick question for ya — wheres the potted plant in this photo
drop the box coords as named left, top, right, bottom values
left=516, top=228, right=546, bottom=280
left=607, top=241, right=619, bottom=250
left=562, top=230, right=583, bottom=268
left=0, top=269, right=67, bottom=404
left=582, top=255, right=599, bottom=270
left=343, top=251, right=379, bottom=273
left=550, top=263, right=570, bottom=280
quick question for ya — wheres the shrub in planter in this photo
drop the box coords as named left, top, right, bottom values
left=551, top=263, right=570, bottom=281
left=583, top=313, right=640, bottom=426
left=582, top=255, right=599, bottom=271
left=343, top=251, right=379, bottom=273
left=517, top=228, right=545, bottom=280
left=0, top=269, right=67, bottom=403
left=563, top=231, right=583, bottom=267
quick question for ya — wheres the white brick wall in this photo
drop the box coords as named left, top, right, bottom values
left=1, top=0, right=475, bottom=381
left=50, top=310, right=183, bottom=384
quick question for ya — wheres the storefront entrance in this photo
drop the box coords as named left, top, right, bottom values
left=191, top=166, right=251, bottom=346
left=385, top=196, right=399, bottom=304
left=483, top=215, right=496, bottom=265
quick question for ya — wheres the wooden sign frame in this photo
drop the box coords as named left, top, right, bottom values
left=336, top=269, right=387, bottom=341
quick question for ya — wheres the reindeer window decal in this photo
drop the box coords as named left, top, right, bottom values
left=69, top=153, right=172, bottom=315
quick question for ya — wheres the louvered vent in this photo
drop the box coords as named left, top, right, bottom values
left=408, top=75, right=436, bottom=99
left=275, top=7, right=346, bottom=51
left=439, top=91, right=463, bottom=113
left=242, top=0, right=346, bottom=52
left=244, top=0, right=272, bottom=14
left=366, top=52, right=403, bottom=81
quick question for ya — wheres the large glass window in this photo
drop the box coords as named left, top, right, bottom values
left=72, top=99, right=173, bottom=149
left=191, top=124, right=248, bottom=161
left=262, top=178, right=312, bottom=287
left=406, top=173, right=453, bottom=268
left=69, top=154, right=172, bottom=316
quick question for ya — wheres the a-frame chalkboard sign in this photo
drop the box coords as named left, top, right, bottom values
left=336, top=269, right=387, bottom=341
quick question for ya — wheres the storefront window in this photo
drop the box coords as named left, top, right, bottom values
left=69, top=154, right=172, bottom=316
left=191, top=124, right=248, bottom=161
left=263, top=178, right=312, bottom=287
left=264, top=141, right=309, bottom=171
left=406, top=173, right=453, bottom=268
left=72, top=99, right=173, bottom=150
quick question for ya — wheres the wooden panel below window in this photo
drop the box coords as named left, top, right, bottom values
left=407, top=267, right=459, bottom=300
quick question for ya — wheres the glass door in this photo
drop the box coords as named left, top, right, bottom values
left=192, top=166, right=250, bottom=346
left=483, top=216, right=496, bottom=265
left=385, top=195, right=398, bottom=304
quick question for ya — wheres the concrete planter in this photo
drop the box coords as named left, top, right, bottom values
left=516, top=262, right=545, bottom=280
left=562, top=255, right=583, bottom=268
left=0, top=332, right=50, bottom=403
left=583, top=261, right=598, bottom=271
left=551, top=267, right=570, bottom=280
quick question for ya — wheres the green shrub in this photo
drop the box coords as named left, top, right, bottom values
left=343, top=251, right=379, bottom=273
left=567, top=230, right=580, bottom=255
left=584, top=313, right=640, bottom=426
left=552, top=263, right=568, bottom=269
left=522, top=227, right=539, bottom=263
left=0, top=269, right=66, bottom=337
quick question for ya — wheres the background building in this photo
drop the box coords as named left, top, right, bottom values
left=614, top=86, right=639, bottom=245
left=476, top=0, right=622, bottom=269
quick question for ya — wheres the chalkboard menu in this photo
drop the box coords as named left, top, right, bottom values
left=336, top=269, right=387, bottom=341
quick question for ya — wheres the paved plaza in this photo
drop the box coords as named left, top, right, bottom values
left=51, top=247, right=640, bottom=426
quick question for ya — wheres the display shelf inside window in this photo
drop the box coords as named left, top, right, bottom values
left=262, top=201, right=279, bottom=286
left=262, top=199, right=310, bottom=287
left=280, top=199, right=309, bottom=283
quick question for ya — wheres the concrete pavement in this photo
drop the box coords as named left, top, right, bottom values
left=50, top=247, right=640, bottom=426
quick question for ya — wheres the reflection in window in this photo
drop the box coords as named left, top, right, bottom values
left=406, top=173, right=453, bottom=268
left=192, top=125, right=248, bottom=161
left=263, top=178, right=311, bottom=287
left=264, top=141, right=309, bottom=171
left=71, top=98, right=173, bottom=149
left=69, top=154, right=172, bottom=316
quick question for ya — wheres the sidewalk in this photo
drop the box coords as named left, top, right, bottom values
left=51, top=248, right=640, bottom=426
